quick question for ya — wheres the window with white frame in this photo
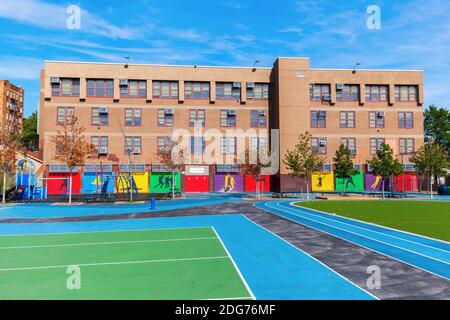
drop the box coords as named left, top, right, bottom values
left=120, top=80, right=146, bottom=98
left=216, top=82, right=241, bottom=100
left=340, top=111, right=355, bottom=128
left=189, top=109, right=205, bottom=127
left=220, top=110, right=237, bottom=127
left=395, top=85, right=418, bottom=102
left=57, top=107, right=74, bottom=125
left=221, top=137, right=237, bottom=154
left=158, top=108, right=174, bottom=126
left=365, top=85, right=388, bottom=101
left=369, top=111, right=385, bottom=128
left=125, top=136, right=142, bottom=155
left=311, top=111, right=327, bottom=128
left=185, top=82, right=210, bottom=99
left=309, top=84, right=330, bottom=101
left=399, top=138, right=414, bottom=154
left=125, top=108, right=142, bottom=126
left=398, top=112, right=414, bottom=129
left=153, top=81, right=178, bottom=99
left=312, top=137, right=327, bottom=154
left=91, top=136, right=108, bottom=155
left=336, top=84, right=359, bottom=101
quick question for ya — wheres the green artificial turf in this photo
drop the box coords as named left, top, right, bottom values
left=294, top=201, right=450, bottom=242
left=0, top=227, right=252, bottom=300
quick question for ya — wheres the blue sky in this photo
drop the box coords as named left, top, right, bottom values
left=0, top=0, right=449, bottom=116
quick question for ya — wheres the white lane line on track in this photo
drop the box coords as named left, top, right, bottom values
left=0, top=237, right=218, bottom=250
left=255, top=201, right=450, bottom=281
left=241, top=214, right=379, bottom=300
left=282, top=202, right=450, bottom=255
left=0, top=256, right=229, bottom=272
left=288, top=200, right=450, bottom=247
left=211, top=226, right=256, bottom=300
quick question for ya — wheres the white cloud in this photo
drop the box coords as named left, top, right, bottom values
left=0, top=57, right=42, bottom=80
left=0, top=0, right=141, bottom=39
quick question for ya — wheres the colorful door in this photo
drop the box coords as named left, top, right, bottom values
left=244, top=175, right=271, bottom=193
left=185, top=175, right=209, bottom=193
left=214, top=173, right=244, bottom=192
left=47, top=173, right=81, bottom=195
left=395, top=174, right=418, bottom=192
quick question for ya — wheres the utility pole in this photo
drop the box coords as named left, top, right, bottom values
left=119, top=121, right=134, bottom=202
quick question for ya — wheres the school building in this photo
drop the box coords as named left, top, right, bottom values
left=38, top=58, right=424, bottom=195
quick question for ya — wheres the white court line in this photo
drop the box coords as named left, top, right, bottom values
left=265, top=201, right=450, bottom=266
left=0, top=226, right=213, bottom=238
left=256, top=201, right=450, bottom=281
left=211, top=227, right=256, bottom=300
left=240, top=214, right=379, bottom=300
left=202, top=297, right=254, bottom=300
left=289, top=201, right=450, bottom=246
left=0, top=256, right=229, bottom=272
left=0, top=237, right=217, bottom=250
left=282, top=202, right=450, bottom=254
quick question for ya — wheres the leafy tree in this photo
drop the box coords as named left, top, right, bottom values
left=0, top=128, right=23, bottom=203
left=283, top=132, right=324, bottom=199
left=240, top=147, right=271, bottom=198
left=410, top=141, right=449, bottom=198
left=51, top=116, right=96, bottom=204
left=21, top=112, right=39, bottom=151
left=334, top=144, right=359, bottom=195
left=157, top=136, right=186, bottom=199
left=367, top=143, right=403, bottom=199
left=424, top=105, right=450, bottom=152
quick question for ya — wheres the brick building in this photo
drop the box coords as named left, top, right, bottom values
left=0, top=80, right=24, bottom=134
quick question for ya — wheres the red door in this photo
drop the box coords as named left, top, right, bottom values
left=245, top=175, right=271, bottom=192
left=185, top=176, right=209, bottom=193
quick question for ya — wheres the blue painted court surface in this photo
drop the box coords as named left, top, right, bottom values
left=255, top=201, right=450, bottom=280
left=0, top=194, right=244, bottom=219
left=0, top=214, right=374, bottom=300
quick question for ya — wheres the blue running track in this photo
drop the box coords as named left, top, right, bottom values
left=255, top=201, right=450, bottom=280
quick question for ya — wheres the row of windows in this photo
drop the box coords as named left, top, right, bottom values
left=310, top=111, right=414, bottom=129
left=312, top=137, right=415, bottom=155
left=91, top=136, right=267, bottom=156
left=57, top=107, right=267, bottom=128
left=309, top=84, right=418, bottom=102
left=52, top=79, right=270, bottom=100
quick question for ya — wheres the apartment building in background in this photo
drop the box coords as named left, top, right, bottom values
left=39, top=58, right=424, bottom=193
left=0, top=80, right=24, bottom=134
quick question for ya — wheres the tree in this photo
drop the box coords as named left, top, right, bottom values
left=0, top=128, right=23, bottom=203
left=283, top=132, right=324, bottom=199
left=410, top=141, right=449, bottom=198
left=157, top=136, right=186, bottom=199
left=51, top=116, right=96, bottom=204
left=424, top=105, right=450, bottom=153
left=21, top=112, right=39, bottom=151
left=334, top=144, right=359, bottom=195
left=240, top=147, right=271, bottom=198
left=367, top=143, right=403, bottom=199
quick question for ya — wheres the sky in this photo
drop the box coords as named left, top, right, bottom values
left=0, top=0, right=449, bottom=116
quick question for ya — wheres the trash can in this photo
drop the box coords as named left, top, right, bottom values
left=150, top=197, right=156, bottom=210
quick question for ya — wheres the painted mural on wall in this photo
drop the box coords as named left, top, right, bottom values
left=150, top=172, right=181, bottom=193
left=364, top=173, right=390, bottom=191
left=312, top=172, right=335, bottom=192
left=214, top=173, right=244, bottom=192
left=47, top=173, right=81, bottom=195
left=116, top=172, right=149, bottom=194
left=82, top=172, right=116, bottom=194
left=335, top=172, right=364, bottom=192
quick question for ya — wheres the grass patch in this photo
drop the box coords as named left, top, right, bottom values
left=294, top=201, right=450, bottom=242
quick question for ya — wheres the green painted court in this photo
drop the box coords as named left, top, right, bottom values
left=0, top=227, right=253, bottom=300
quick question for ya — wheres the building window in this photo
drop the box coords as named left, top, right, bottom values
left=251, top=137, right=268, bottom=152
left=57, top=107, right=74, bottom=125
left=311, top=111, right=327, bottom=128
left=120, top=80, right=146, bottom=98
left=190, top=137, right=206, bottom=154
left=340, top=138, right=356, bottom=155
left=221, top=110, right=237, bottom=127
left=157, top=136, right=172, bottom=153
left=125, top=108, right=142, bottom=126
left=246, top=83, right=269, bottom=100
left=158, top=108, right=174, bottom=127
left=92, top=136, right=108, bottom=155
left=398, top=112, right=414, bottom=129
left=395, top=85, right=418, bottom=102
left=399, top=138, right=415, bottom=154
left=216, top=82, right=241, bottom=100
left=312, top=137, right=327, bottom=154
left=189, top=109, right=205, bottom=127
left=221, top=137, right=237, bottom=154
left=365, top=85, right=388, bottom=101
left=370, top=138, right=385, bottom=154
left=125, top=136, right=142, bottom=155
left=87, top=79, right=114, bottom=97
left=340, top=111, right=355, bottom=128
left=251, top=110, right=267, bottom=128
left=310, top=84, right=331, bottom=101
left=92, top=107, right=109, bottom=126
left=153, top=81, right=178, bottom=99
left=52, top=78, right=80, bottom=97
left=336, top=84, right=359, bottom=101
left=185, top=82, right=210, bottom=99
left=369, top=111, right=385, bottom=128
